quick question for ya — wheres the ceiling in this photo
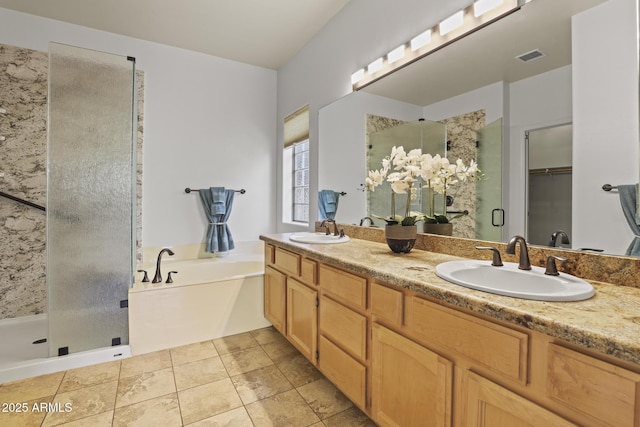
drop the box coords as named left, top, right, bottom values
left=362, top=0, right=606, bottom=106
left=0, top=0, right=350, bottom=70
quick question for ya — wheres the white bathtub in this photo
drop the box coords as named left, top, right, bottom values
left=129, top=241, right=271, bottom=355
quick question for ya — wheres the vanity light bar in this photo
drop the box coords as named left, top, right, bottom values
left=351, top=0, right=520, bottom=90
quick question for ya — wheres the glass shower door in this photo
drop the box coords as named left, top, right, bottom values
left=47, top=43, right=135, bottom=357
left=476, top=118, right=503, bottom=242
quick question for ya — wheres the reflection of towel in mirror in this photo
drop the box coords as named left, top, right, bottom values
left=211, top=187, right=226, bottom=215
left=618, top=184, right=640, bottom=256
left=637, top=183, right=640, bottom=225
left=318, top=190, right=340, bottom=220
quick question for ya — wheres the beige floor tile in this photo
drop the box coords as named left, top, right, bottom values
left=322, top=406, right=377, bottom=427
left=173, top=356, right=229, bottom=391
left=231, top=364, right=293, bottom=404
left=245, top=389, right=320, bottom=427
left=186, top=406, right=254, bottom=427
left=275, top=354, right=323, bottom=388
left=170, top=341, right=219, bottom=366
left=113, top=393, right=182, bottom=427
left=59, top=360, right=121, bottom=392
left=260, top=335, right=299, bottom=363
left=120, top=349, right=172, bottom=379
left=116, top=367, right=176, bottom=408
left=220, top=346, right=273, bottom=377
left=55, top=410, right=114, bottom=427
left=213, top=332, right=259, bottom=355
left=250, top=327, right=282, bottom=346
left=41, top=380, right=118, bottom=426
left=0, top=395, right=52, bottom=427
left=178, top=378, right=243, bottom=425
left=297, top=378, right=353, bottom=420
left=0, top=371, right=64, bottom=402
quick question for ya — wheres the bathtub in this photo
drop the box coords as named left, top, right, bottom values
left=129, top=240, right=271, bottom=355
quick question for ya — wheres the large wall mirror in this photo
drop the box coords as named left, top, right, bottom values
left=318, top=0, right=640, bottom=257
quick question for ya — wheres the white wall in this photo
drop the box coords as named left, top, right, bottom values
left=277, top=0, right=471, bottom=232
left=423, top=81, right=506, bottom=124
left=573, top=0, right=639, bottom=255
left=0, top=8, right=277, bottom=249
left=318, top=91, right=422, bottom=225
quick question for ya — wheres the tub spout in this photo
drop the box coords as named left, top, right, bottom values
left=152, top=248, right=175, bottom=283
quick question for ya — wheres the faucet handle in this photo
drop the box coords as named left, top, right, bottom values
left=166, top=271, right=178, bottom=284
left=545, top=256, right=568, bottom=276
left=137, top=269, right=149, bottom=282
left=475, top=246, right=503, bottom=266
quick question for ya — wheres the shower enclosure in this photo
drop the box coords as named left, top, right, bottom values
left=367, top=119, right=447, bottom=224
left=47, top=42, right=135, bottom=356
left=0, top=43, right=136, bottom=382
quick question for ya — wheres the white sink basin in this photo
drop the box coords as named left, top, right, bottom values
left=435, top=260, right=594, bottom=301
left=289, top=232, right=350, bottom=244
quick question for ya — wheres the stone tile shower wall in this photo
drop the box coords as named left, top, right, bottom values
left=0, top=43, right=144, bottom=320
left=441, top=109, right=485, bottom=239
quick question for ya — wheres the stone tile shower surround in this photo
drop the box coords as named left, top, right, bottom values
left=0, top=43, right=144, bottom=320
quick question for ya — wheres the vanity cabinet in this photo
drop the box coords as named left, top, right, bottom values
left=463, top=371, right=576, bottom=427
left=265, top=245, right=318, bottom=361
left=371, top=323, right=453, bottom=427
left=264, top=266, right=286, bottom=334
left=262, top=241, right=640, bottom=427
left=286, top=277, right=317, bottom=362
left=317, top=264, right=369, bottom=408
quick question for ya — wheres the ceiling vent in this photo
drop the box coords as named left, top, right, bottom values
left=516, top=49, right=545, bottom=63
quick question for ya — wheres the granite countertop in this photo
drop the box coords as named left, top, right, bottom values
left=261, top=233, right=640, bottom=365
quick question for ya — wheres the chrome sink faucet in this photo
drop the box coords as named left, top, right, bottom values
left=505, top=235, right=531, bottom=270
left=152, top=248, right=175, bottom=283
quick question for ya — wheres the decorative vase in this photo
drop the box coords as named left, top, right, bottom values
left=385, top=224, right=417, bottom=253
left=423, top=222, right=453, bottom=236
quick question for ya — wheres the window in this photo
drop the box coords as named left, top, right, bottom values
left=283, top=106, right=310, bottom=224
left=292, top=139, right=309, bottom=222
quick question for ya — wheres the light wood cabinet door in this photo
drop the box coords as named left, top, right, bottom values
left=264, top=266, right=286, bottom=334
left=464, top=371, right=576, bottom=427
left=371, top=323, right=453, bottom=427
left=286, top=278, right=317, bottom=363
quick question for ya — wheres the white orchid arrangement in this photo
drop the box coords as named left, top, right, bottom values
left=366, top=146, right=480, bottom=226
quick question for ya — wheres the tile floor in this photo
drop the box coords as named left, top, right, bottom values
left=0, top=327, right=376, bottom=426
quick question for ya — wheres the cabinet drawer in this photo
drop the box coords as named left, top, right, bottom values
left=371, top=282, right=403, bottom=327
left=300, top=258, right=317, bottom=286
left=547, top=343, right=640, bottom=427
left=318, top=264, right=367, bottom=310
left=408, top=297, right=528, bottom=384
left=318, top=335, right=366, bottom=409
left=274, top=247, right=300, bottom=276
left=265, top=244, right=275, bottom=265
left=319, top=296, right=367, bottom=360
